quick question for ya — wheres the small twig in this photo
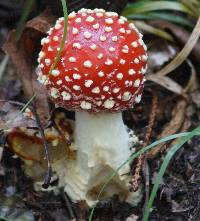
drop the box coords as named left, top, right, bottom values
left=130, top=92, right=158, bottom=192
left=0, top=99, right=25, bottom=106
left=32, top=104, right=52, bottom=189
left=61, top=188, right=76, bottom=220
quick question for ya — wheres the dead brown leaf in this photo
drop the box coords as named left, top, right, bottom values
left=0, top=101, right=36, bottom=129
left=149, top=20, right=200, bottom=63
left=146, top=74, right=186, bottom=96
left=148, top=99, right=187, bottom=158
left=3, top=10, right=56, bottom=124
left=147, top=38, right=177, bottom=73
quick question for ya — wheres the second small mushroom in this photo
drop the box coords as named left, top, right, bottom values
left=37, top=8, right=147, bottom=205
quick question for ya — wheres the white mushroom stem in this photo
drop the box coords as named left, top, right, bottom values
left=75, top=111, right=131, bottom=175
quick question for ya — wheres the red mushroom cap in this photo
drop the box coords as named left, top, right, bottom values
left=37, top=8, right=147, bottom=112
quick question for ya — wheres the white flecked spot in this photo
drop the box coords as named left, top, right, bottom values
left=55, top=23, right=62, bottom=30
left=113, top=88, right=120, bottom=93
left=93, top=23, right=100, bottom=29
left=73, top=73, right=81, bottom=79
left=83, top=60, right=92, bottom=68
left=100, top=35, right=106, bottom=41
left=97, top=53, right=103, bottom=59
left=53, top=36, right=59, bottom=41
left=128, top=69, right=136, bottom=75
left=96, top=101, right=102, bottom=106
left=68, top=11, right=76, bottom=19
left=47, top=28, right=53, bottom=35
left=81, top=12, right=87, bottom=17
left=103, top=86, right=109, bottom=91
left=120, top=59, right=126, bottom=64
left=41, top=38, right=50, bottom=45
left=134, top=58, right=140, bottom=64
left=119, top=28, right=125, bottom=33
left=126, top=30, right=131, bottom=34
left=117, top=73, right=123, bottom=80
left=105, top=12, right=117, bottom=17
left=109, top=47, right=115, bottom=52
left=72, top=27, right=79, bottom=35
left=122, top=92, right=132, bottom=101
left=125, top=80, right=133, bottom=87
left=69, top=57, right=76, bottom=62
left=112, top=36, right=118, bottom=42
left=61, top=91, right=71, bottom=100
left=86, top=16, right=95, bottom=22
left=134, top=79, right=140, bottom=87
left=80, top=101, right=91, bottom=110
left=73, top=85, right=80, bottom=90
left=118, top=19, right=125, bottom=24
left=135, top=94, right=142, bottom=103
left=51, top=69, right=60, bottom=76
left=84, top=31, right=92, bottom=39
left=90, top=43, right=97, bottom=50
left=143, top=44, right=147, bottom=51
left=122, top=48, right=129, bottom=53
left=129, top=23, right=136, bottom=30
left=78, top=8, right=87, bottom=13
left=73, top=42, right=82, bottom=49
left=50, top=87, right=59, bottom=98
left=48, top=46, right=53, bottom=51
left=38, top=51, right=45, bottom=59
left=65, top=76, right=71, bottom=82
left=138, top=38, right=144, bottom=46
left=75, top=17, right=82, bottom=23
left=104, top=99, right=115, bottom=109
left=105, top=59, right=113, bottom=65
left=141, top=54, right=148, bottom=61
left=85, top=80, right=93, bottom=87
left=120, top=16, right=127, bottom=21
left=39, top=63, right=44, bottom=68
left=98, top=71, right=104, bottom=77
left=37, top=74, right=49, bottom=85
left=92, top=87, right=100, bottom=93
left=86, top=9, right=93, bottom=13
left=105, top=18, right=113, bottom=24
left=105, top=26, right=112, bottom=32
left=59, top=17, right=64, bottom=22
left=141, top=67, right=146, bottom=74
left=131, top=41, right=138, bottom=48
left=96, top=12, right=103, bottom=18
left=44, top=59, right=51, bottom=66
left=57, top=80, right=62, bottom=85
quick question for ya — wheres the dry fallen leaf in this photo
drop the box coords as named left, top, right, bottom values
left=149, top=20, right=200, bottom=63
left=148, top=99, right=187, bottom=158
left=6, top=112, right=75, bottom=180
left=3, top=10, right=57, bottom=124
left=0, top=101, right=36, bottom=129
left=146, top=74, right=186, bottom=96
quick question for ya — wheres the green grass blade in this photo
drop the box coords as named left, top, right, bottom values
left=88, top=131, right=190, bottom=221
left=49, top=0, right=68, bottom=74
left=15, top=0, right=35, bottom=40
left=143, top=125, right=200, bottom=221
left=133, top=20, right=174, bottom=42
left=6, top=0, right=68, bottom=128
left=123, top=1, right=195, bottom=17
left=127, top=12, right=194, bottom=28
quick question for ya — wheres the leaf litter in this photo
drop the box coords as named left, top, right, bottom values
left=1, top=1, right=200, bottom=221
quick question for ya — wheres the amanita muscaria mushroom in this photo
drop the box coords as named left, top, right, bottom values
left=37, top=8, right=147, bottom=205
